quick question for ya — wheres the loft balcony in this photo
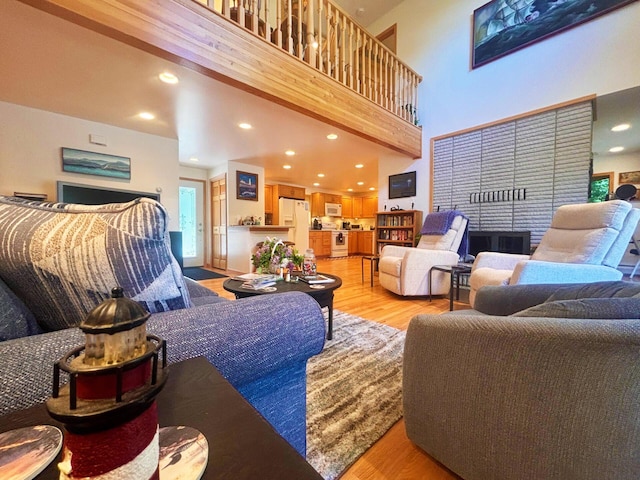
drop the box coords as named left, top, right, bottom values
left=24, top=0, right=422, bottom=158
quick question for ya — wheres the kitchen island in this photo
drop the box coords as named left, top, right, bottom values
left=227, top=225, right=292, bottom=272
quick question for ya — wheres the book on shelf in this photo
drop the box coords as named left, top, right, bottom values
left=299, top=274, right=335, bottom=284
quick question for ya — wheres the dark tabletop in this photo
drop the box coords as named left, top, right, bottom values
left=223, top=272, right=342, bottom=298
left=0, top=357, right=322, bottom=480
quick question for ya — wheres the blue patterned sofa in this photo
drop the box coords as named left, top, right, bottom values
left=0, top=196, right=326, bottom=456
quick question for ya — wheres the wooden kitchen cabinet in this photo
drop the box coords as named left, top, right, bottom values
left=309, top=231, right=323, bottom=254
left=321, top=231, right=331, bottom=256
left=348, top=231, right=360, bottom=255
left=274, top=184, right=305, bottom=200
left=362, top=231, right=374, bottom=255
left=264, top=184, right=273, bottom=213
left=308, top=231, right=331, bottom=257
left=325, top=194, right=341, bottom=204
left=341, top=196, right=353, bottom=218
left=311, top=192, right=325, bottom=217
left=353, top=197, right=363, bottom=217
left=362, top=196, right=378, bottom=217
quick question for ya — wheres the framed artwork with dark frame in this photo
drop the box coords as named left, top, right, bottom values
left=472, top=0, right=637, bottom=69
left=389, top=171, right=416, bottom=199
left=236, top=171, right=258, bottom=201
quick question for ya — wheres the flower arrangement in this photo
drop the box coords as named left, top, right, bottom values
left=252, top=237, right=304, bottom=273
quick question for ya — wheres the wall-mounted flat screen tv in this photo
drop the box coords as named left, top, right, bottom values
left=57, top=181, right=160, bottom=205
left=388, top=171, right=416, bottom=199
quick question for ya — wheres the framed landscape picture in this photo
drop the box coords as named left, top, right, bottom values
left=236, top=171, right=258, bottom=201
left=62, top=148, right=131, bottom=179
left=472, top=0, right=637, bottom=68
left=619, top=170, right=640, bottom=185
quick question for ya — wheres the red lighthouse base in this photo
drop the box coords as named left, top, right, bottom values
left=58, top=402, right=160, bottom=479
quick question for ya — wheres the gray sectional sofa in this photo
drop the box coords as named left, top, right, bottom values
left=0, top=196, right=326, bottom=456
left=403, top=281, right=640, bottom=480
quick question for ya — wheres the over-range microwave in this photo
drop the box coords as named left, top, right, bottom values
left=325, top=202, right=342, bottom=217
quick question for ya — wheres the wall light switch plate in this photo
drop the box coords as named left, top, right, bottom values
left=89, top=134, right=107, bottom=146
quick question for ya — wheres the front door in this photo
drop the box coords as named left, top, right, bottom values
left=179, top=178, right=205, bottom=267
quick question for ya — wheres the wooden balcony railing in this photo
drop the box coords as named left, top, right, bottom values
left=196, top=0, right=422, bottom=126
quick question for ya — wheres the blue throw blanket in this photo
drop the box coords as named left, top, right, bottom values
left=420, top=210, right=469, bottom=258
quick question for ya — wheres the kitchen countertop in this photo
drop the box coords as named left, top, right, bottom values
left=229, top=225, right=291, bottom=231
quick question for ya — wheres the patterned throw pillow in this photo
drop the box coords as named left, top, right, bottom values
left=0, top=196, right=191, bottom=331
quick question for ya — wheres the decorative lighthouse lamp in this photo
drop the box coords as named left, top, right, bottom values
left=47, top=287, right=167, bottom=480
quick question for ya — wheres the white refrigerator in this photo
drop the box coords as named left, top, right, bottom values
left=278, top=198, right=309, bottom=252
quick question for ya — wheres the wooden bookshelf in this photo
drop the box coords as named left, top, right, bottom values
left=375, top=210, right=422, bottom=254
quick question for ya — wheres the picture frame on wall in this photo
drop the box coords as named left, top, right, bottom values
left=472, top=0, right=637, bottom=69
left=619, top=171, right=640, bottom=185
left=61, top=147, right=131, bottom=180
left=236, top=171, right=258, bottom=201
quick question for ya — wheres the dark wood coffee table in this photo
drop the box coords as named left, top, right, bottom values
left=0, top=357, right=322, bottom=480
left=223, top=273, right=342, bottom=340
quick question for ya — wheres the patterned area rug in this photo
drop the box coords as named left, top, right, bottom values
left=306, top=311, right=406, bottom=479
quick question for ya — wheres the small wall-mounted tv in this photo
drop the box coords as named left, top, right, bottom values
left=57, top=181, right=160, bottom=205
left=388, top=171, right=416, bottom=199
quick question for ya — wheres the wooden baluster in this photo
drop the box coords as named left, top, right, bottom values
left=251, top=0, right=258, bottom=34
left=296, top=0, right=303, bottom=59
left=333, top=14, right=339, bottom=80
left=317, top=0, right=323, bottom=71
left=275, top=0, right=282, bottom=48
left=354, top=29, right=360, bottom=93
left=264, top=0, right=270, bottom=41
left=382, top=50, right=388, bottom=109
left=306, top=0, right=315, bottom=66
left=238, top=0, right=245, bottom=28
left=367, top=38, right=372, bottom=100
left=325, top=3, right=332, bottom=75
left=348, top=21, right=354, bottom=88
left=341, top=15, right=347, bottom=85
left=286, top=0, right=292, bottom=54
left=222, top=0, right=231, bottom=17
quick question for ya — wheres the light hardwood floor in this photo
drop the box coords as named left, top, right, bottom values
left=198, top=256, right=464, bottom=480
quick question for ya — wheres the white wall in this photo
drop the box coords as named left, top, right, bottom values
left=0, top=101, right=181, bottom=229
left=369, top=1, right=640, bottom=214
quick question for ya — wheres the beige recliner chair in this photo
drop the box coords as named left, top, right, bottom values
left=469, top=200, right=640, bottom=307
left=379, top=213, right=468, bottom=296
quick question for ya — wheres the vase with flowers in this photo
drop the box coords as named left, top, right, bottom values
left=252, top=237, right=304, bottom=274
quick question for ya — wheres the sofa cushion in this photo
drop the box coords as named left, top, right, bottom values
left=0, top=196, right=191, bottom=331
left=513, top=297, right=640, bottom=319
left=0, top=276, right=42, bottom=341
left=546, top=281, right=640, bottom=302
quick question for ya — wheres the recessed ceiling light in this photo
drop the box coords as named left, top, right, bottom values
left=347, top=188, right=353, bottom=192
left=138, top=112, right=155, bottom=120
left=285, top=150, right=296, bottom=156
left=238, top=123, right=252, bottom=129
left=283, top=165, right=292, bottom=169
left=611, top=123, right=630, bottom=132
left=317, top=173, right=325, bottom=178
left=369, top=187, right=375, bottom=191
left=159, top=72, right=179, bottom=84
left=357, top=181, right=364, bottom=185
left=327, top=133, right=338, bottom=140
left=609, top=146, right=625, bottom=153
left=355, top=164, right=364, bottom=168
left=189, top=157, right=199, bottom=162
left=313, top=182, right=320, bottom=186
